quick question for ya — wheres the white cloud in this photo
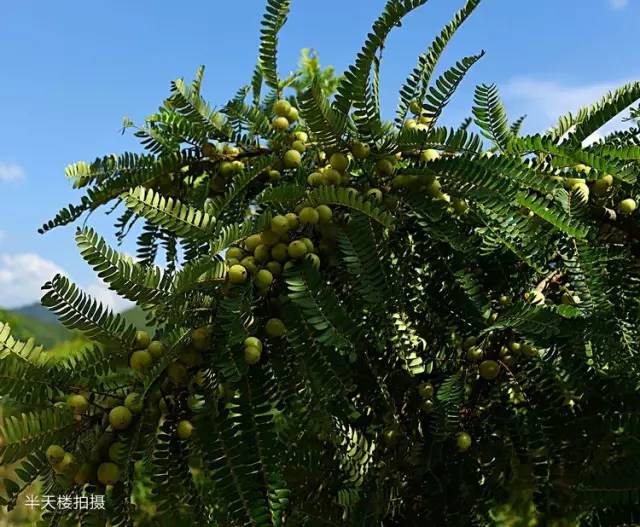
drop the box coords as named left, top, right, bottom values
left=0, top=253, right=65, bottom=309
left=86, top=281, right=134, bottom=314
left=0, top=163, right=25, bottom=183
left=0, top=252, right=133, bottom=313
left=501, top=77, right=636, bottom=138
left=610, top=0, right=629, bottom=9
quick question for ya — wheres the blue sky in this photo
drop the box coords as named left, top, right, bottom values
left=0, top=0, right=638, bottom=310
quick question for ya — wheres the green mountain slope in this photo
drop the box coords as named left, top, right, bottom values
left=0, top=307, right=72, bottom=348
left=0, top=302, right=155, bottom=349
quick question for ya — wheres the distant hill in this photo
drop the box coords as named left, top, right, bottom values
left=0, top=302, right=155, bottom=348
left=0, top=307, right=72, bottom=348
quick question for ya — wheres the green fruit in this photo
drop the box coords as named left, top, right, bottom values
left=419, top=114, right=434, bottom=126
left=192, top=328, right=210, bottom=351
left=421, top=149, right=441, bottom=162
left=498, top=295, right=510, bottom=306
left=177, top=420, right=195, bottom=440
left=285, top=212, right=299, bottom=230
left=244, top=336, right=263, bottom=352
left=124, top=393, right=143, bottom=414
left=268, top=169, right=281, bottom=182
left=293, top=131, right=309, bottom=142
left=452, top=198, right=469, bottom=214
left=323, top=168, right=341, bottom=185
left=167, top=362, right=189, bottom=385
left=299, top=207, right=320, bottom=225
left=509, top=341, right=521, bottom=353
left=391, top=175, right=408, bottom=188
left=109, top=406, right=133, bottom=430
left=366, top=188, right=383, bottom=202
left=46, top=444, right=65, bottom=465
left=255, top=269, right=274, bottom=288
left=180, top=347, right=204, bottom=367
left=240, top=256, right=258, bottom=274
left=291, top=140, right=306, bottom=153
left=619, top=198, right=637, bottom=214
left=456, top=432, right=472, bottom=452
left=53, top=452, right=76, bottom=475
left=73, top=463, right=92, bottom=485
left=376, top=158, right=395, bottom=176
left=307, top=172, right=323, bottom=186
left=228, top=264, right=248, bottom=284
left=409, top=101, right=422, bottom=114
left=283, top=149, right=302, bottom=169
left=574, top=163, right=592, bottom=175
left=305, top=253, right=321, bottom=270
left=219, top=161, right=235, bottom=177
left=266, top=261, right=283, bottom=276
left=67, top=394, right=89, bottom=414
left=426, top=179, right=442, bottom=198
left=273, top=99, right=292, bottom=117
left=526, top=290, right=546, bottom=305
left=272, top=116, right=290, bottom=131
left=351, top=141, right=370, bottom=159
left=287, top=107, right=299, bottom=122
left=147, top=340, right=165, bottom=359
left=418, top=382, right=434, bottom=399
left=467, top=346, right=483, bottom=361
left=244, top=345, right=261, bottom=365
left=134, top=330, right=151, bottom=350
left=261, top=230, right=280, bottom=246
left=300, top=237, right=314, bottom=252
left=232, top=160, right=245, bottom=173
left=108, top=442, right=126, bottom=463
left=521, top=344, right=537, bottom=357
left=244, top=234, right=263, bottom=252
left=421, top=399, right=435, bottom=413
left=226, top=247, right=245, bottom=261
left=288, top=240, right=308, bottom=259
left=254, top=243, right=271, bottom=263
left=383, top=427, right=400, bottom=446
left=404, top=119, right=418, bottom=130
left=265, top=318, right=286, bottom=338
left=316, top=205, right=333, bottom=223
left=130, top=350, right=152, bottom=372
left=463, top=336, right=477, bottom=350
left=329, top=153, right=349, bottom=172
left=479, top=360, right=500, bottom=380
left=271, top=215, right=290, bottom=234
left=97, top=462, right=120, bottom=486
left=271, top=243, right=289, bottom=263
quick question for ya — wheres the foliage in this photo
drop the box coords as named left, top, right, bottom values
left=2, top=1, right=640, bottom=526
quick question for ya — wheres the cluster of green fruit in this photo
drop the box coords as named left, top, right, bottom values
left=557, top=164, right=636, bottom=214
left=226, top=204, right=334, bottom=292
left=42, top=329, right=203, bottom=488
left=242, top=319, right=286, bottom=366
left=463, top=335, right=536, bottom=380
left=129, top=330, right=165, bottom=372
left=203, top=143, right=245, bottom=195
left=404, top=100, right=435, bottom=132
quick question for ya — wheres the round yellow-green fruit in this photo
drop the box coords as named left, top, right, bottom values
left=244, top=345, right=262, bottom=365
left=177, top=420, right=195, bottom=440
left=46, top=444, right=65, bottom=465
left=109, top=406, right=133, bottom=430
left=299, top=207, right=320, bottom=225
left=134, top=330, right=151, bottom=350
left=124, top=392, right=143, bottom=414
left=271, top=243, right=289, bottom=263
left=130, top=350, right=152, bottom=372
left=619, top=198, right=637, bottom=215
left=456, top=432, right=472, bottom=452
left=288, top=240, right=308, bottom=259
left=265, top=318, right=286, bottom=338
left=316, top=205, right=333, bottom=223
left=228, top=264, right=248, bottom=284
left=167, top=362, right=189, bottom=385
left=479, top=360, right=500, bottom=380
left=255, top=269, right=274, bottom=288
left=67, top=394, right=89, bottom=414
left=283, top=149, right=302, bottom=169
left=329, top=153, right=349, bottom=172
left=97, top=462, right=120, bottom=486
left=376, top=158, right=395, bottom=176
left=273, top=99, right=292, bottom=117
left=148, top=340, right=165, bottom=359
left=272, top=116, right=290, bottom=132
left=351, top=141, right=370, bottom=159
